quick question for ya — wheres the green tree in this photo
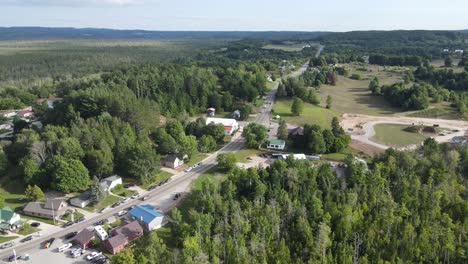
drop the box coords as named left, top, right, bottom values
left=291, top=97, right=304, bottom=116
left=56, top=137, right=84, bottom=160
left=242, top=123, right=268, bottom=149
left=45, top=155, right=90, bottom=193
left=203, top=123, right=225, bottom=144
left=326, top=95, right=332, bottom=109
left=216, top=153, right=237, bottom=172
left=125, top=143, right=160, bottom=184
left=369, top=77, right=380, bottom=94
left=0, top=149, right=8, bottom=176
left=331, top=117, right=344, bottom=136
left=19, top=158, right=41, bottom=184
left=444, top=57, right=453, bottom=67
left=24, top=185, right=45, bottom=201
left=86, top=149, right=113, bottom=178
left=198, top=135, right=217, bottom=153
left=277, top=120, right=289, bottom=140
left=90, top=176, right=107, bottom=204
left=112, top=248, right=136, bottom=264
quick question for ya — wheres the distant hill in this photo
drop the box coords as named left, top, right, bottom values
left=0, top=27, right=330, bottom=40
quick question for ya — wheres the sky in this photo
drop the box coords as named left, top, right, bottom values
left=1, top=0, right=467, bottom=31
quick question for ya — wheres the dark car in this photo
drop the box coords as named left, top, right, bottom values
left=63, top=221, right=74, bottom=228
left=30, top=222, right=41, bottom=227
left=173, top=193, right=181, bottom=200
left=8, top=255, right=21, bottom=262
left=111, top=202, right=120, bottom=208
left=21, top=235, right=33, bottom=243
left=92, top=255, right=106, bottom=263
left=140, top=196, right=150, bottom=201
left=43, top=237, right=55, bottom=248
left=74, top=216, right=85, bottom=223
left=94, top=219, right=109, bottom=226
left=64, top=231, right=78, bottom=240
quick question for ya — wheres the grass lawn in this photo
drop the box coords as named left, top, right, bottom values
left=371, top=123, right=428, bottom=148
left=185, top=153, right=208, bottom=167
left=140, top=171, right=174, bottom=189
left=18, top=226, right=39, bottom=236
left=254, top=98, right=265, bottom=107
left=60, top=211, right=85, bottom=222
left=83, top=195, right=121, bottom=212
left=0, top=173, right=28, bottom=212
left=0, top=236, right=18, bottom=243
left=266, top=81, right=278, bottom=90
left=112, top=188, right=136, bottom=197
left=233, top=149, right=263, bottom=163
left=262, top=43, right=308, bottom=52
left=21, top=215, right=57, bottom=225
left=406, top=105, right=468, bottom=120
left=273, top=99, right=339, bottom=128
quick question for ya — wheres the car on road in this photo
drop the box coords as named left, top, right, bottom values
left=131, top=194, right=139, bottom=199
left=58, top=243, right=72, bottom=252
left=173, top=193, right=181, bottom=200
left=63, top=221, right=74, bottom=228
left=92, top=255, right=106, bottom=263
left=8, top=255, right=21, bottom=262
left=64, top=231, right=78, bottom=240
left=75, top=216, right=85, bottom=223
left=117, top=210, right=127, bottom=217
left=184, top=166, right=193, bottom=172
left=0, top=242, right=14, bottom=249
left=31, top=222, right=41, bottom=227
left=140, top=195, right=150, bottom=201
left=21, top=235, right=33, bottom=242
left=87, top=252, right=102, bottom=260
left=94, top=219, right=108, bottom=226
left=43, top=238, right=55, bottom=249
left=122, top=197, right=131, bottom=203
left=111, top=202, right=121, bottom=208
left=99, top=206, right=110, bottom=213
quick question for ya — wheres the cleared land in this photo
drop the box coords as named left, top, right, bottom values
left=371, top=123, right=428, bottom=148
left=262, top=43, right=310, bottom=52
left=273, top=99, right=339, bottom=128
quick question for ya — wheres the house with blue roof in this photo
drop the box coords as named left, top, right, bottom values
left=128, top=205, right=165, bottom=231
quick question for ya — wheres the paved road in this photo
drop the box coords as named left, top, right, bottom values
left=0, top=60, right=311, bottom=263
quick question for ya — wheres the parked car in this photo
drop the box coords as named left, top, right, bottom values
left=92, top=255, right=106, bottom=263
left=64, top=231, right=78, bottom=240
left=75, top=216, right=85, bottom=223
left=30, top=222, right=40, bottom=227
left=95, top=258, right=108, bottom=264
left=122, top=197, right=131, bottom=203
left=111, top=202, right=120, bottom=208
left=21, top=235, right=33, bottom=242
left=117, top=210, right=127, bottom=217
left=173, top=193, right=181, bottom=200
left=43, top=238, right=55, bottom=249
left=58, top=243, right=72, bottom=252
left=8, top=255, right=21, bottom=262
left=63, top=221, right=74, bottom=228
left=140, top=196, right=150, bottom=201
left=94, top=219, right=108, bottom=226
left=86, top=252, right=102, bottom=261
left=99, top=207, right=110, bottom=213
left=0, top=242, right=14, bottom=249
left=131, top=194, right=139, bottom=199
left=184, top=167, right=193, bottom=172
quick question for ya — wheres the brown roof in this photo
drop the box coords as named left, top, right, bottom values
left=73, top=229, right=95, bottom=246
left=106, top=234, right=127, bottom=248
left=112, top=221, right=143, bottom=240
left=288, top=126, right=304, bottom=136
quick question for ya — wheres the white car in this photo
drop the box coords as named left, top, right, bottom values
left=122, top=197, right=131, bottom=203
left=117, top=210, right=127, bottom=217
left=184, top=167, right=193, bottom=172
left=87, top=252, right=102, bottom=260
left=58, top=243, right=72, bottom=252
left=131, top=194, right=139, bottom=199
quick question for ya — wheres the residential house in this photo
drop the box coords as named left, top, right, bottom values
left=0, top=207, right=22, bottom=230
left=23, top=199, right=68, bottom=220
left=94, top=225, right=108, bottom=241
left=231, top=110, right=241, bottom=120
left=288, top=126, right=305, bottom=147
left=206, top=108, right=216, bottom=117
left=1, top=111, right=16, bottom=118
left=105, top=220, right=143, bottom=254
left=163, top=155, right=185, bottom=169
left=100, top=175, right=122, bottom=192
left=129, top=205, right=165, bottom=231
left=206, top=117, right=239, bottom=135
left=17, top=107, right=34, bottom=119
left=73, top=228, right=95, bottom=248
left=267, top=139, right=286, bottom=150
left=70, top=190, right=92, bottom=208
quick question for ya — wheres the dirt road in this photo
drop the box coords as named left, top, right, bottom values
left=341, top=114, right=468, bottom=151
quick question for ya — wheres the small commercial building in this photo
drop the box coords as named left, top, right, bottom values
left=100, top=175, right=122, bottom=192
left=23, top=199, right=68, bottom=220
left=73, top=228, right=95, bottom=248
left=267, top=139, right=286, bottom=150
left=206, top=117, right=239, bottom=135
left=129, top=205, right=165, bottom=231
left=94, top=225, right=109, bottom=241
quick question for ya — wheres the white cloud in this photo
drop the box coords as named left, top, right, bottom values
left=3, top=0, right=147, bottom=7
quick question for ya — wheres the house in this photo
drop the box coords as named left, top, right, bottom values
left=17, top=107, right=34, bottom=119
left=94, top=225, right=108, bottom=241
left=70, top=190, right=92, bottom=208
left=163, top=155, right=184, bottom=169
left=73, top=228, right=95, bottom=248
left=206, top=117, right=239, bottom=135
left=105, top=221, right=144, bottom=254
left=0, top=207, right=22, bottom=230
left=231, top=110, right=241, bottom=120
left=128, top=205, right=165, bottom=231
left=105, top=234, right=127, bottom=254
left=267, top=139, right=286, bottom=150
left=22, top=199, right=68, bottom=220
left=100, top=175, right=122, bottom=192
left=206, top=108, right=216, bottom=117
left=288, top=126, right=304, bottom=137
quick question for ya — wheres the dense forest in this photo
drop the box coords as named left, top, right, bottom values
left=112, top=141, right=468, bottom=263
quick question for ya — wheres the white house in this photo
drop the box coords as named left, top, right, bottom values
left=163, top=155, right=185, bottom=169
left=0, top=207, right=21, bottom=230
left=267, top=139, right=286, bottom=150
left=70, top=190, right=92, bottom=208
left=94, top=225, right=109, bottom=241
left=206, top=117, right=239, bottom=135
left=129, top=205, right=165, bottom=231
left=100, top=175, right=122, bottom=192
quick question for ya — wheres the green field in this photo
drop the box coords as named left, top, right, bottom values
left=0, top=236, right=18, bottom=243
left=406, top=105, right=468, bottom=120
left=371, top=123, right=428, bottom=148
left=83, top=194, right=121, bottom=212
left=18, top=225, right=39, bottom=236
left=266, top=81, right=278, bottom=90
left=273, top=99, right=339, bottom=128
left=233, top=149, right=264, bottom=163
left=262, top=43, right=309, bottom=52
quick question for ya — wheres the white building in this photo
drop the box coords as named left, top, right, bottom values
left=129, top=205, right=165, bottom=231
left=206, top=117, right=239, bottom=135
left=267, top=139, right=286, bottom=150
left=94, top=225, right=108, bottom=241
left=100, top=175, right=122, bottom=192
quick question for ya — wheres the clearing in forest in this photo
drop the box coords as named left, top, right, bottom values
left=272, top=98, right=339, bottom=128
left=371, top=123, right=428, bottom=148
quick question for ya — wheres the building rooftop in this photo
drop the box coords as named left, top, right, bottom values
left=129, top=205, right=164, bottom=224
left=73, top=229, right=95, bottom=245
left=269, top=139, right=286, bottom=145
left=206, top=117, right=237, bottom=127
left=112, top=220, right=143, bottom=239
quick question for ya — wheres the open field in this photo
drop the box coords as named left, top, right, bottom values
left=405, top=104, right=468, bottom=120
left=318, top=64, right=403, bottom=116
left=262, top=43, right=309, bottom=52
left=233, top=149, right=264, bottom=163
left=273, top=99, right=339, bottom=128
left=371, top=123, right=428, bottom=148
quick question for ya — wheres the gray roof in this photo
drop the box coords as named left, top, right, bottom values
left=70, top=190, right=92, bottom=204
left=73, top=229, right=95, bottom=245
left=44, top=199, right=66, bottom=210
left=23, top=201, right=67, bottom=217
left=100, top=175, right=121, bottom=189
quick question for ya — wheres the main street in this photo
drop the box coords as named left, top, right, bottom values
left=0, top=58, right=311, bottom=263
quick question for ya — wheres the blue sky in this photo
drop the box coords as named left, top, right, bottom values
left=1, top=0, right=467, bottom=31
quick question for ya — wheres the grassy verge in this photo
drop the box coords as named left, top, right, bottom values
left=233, top=149, right=264, bottom=163
left=254, top=98, right=265, bottom=107
left=21, top=215, right=57, bottom=225
left=185, top=154, right=208, bottom=167
left=273, top=99, right=339, bottom=128
left=83, top=195, right=121, bottom=212
left=406, top=106, right=467, bottom=120
left=140, top=171, right=174, bottom=189
left=0, top=236, right=18, bottom=243
left=371, top=123, right=428, bottom=148
left=266, top=81, right=278, bottom=90
left=18, top=226, right=39, bottom=236
left=60, top=211, right=85, bottom=222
